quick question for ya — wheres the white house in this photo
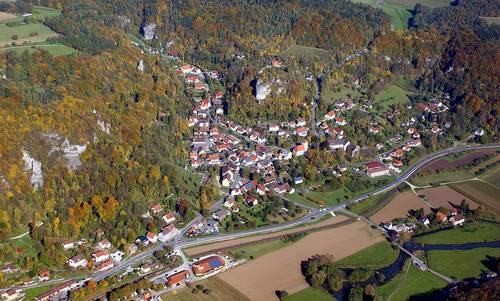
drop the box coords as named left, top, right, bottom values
left=158, top=225, right=178, bottom=242
left=449, top=214, right=465, bottom=226
left=146, top=232, right=158, bottom=244
left=68, top=254, right=88, bottom=269
left=162, top=212, right=176, bottom=224
left=110, top=250, right=124, bottom=262
left=92, top=250, right=109, bottom=264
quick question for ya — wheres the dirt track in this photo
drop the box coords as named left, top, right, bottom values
left=185, top=215, right=351, bottom=256
left=418, top=186, right=479, bottom=210
left=371, top=191, right=431, bottom=223
left=218, top=221, right=383, bottom=301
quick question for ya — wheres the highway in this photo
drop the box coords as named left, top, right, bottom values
left=88, top=143, right=500, bottom=283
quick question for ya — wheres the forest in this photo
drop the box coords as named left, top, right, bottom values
left=0, top=0, right=498, bottom=278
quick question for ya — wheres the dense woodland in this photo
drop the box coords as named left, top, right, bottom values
left=0, top=0, right=498, bottom=276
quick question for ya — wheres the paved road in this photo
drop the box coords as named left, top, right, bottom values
left=47, top=143, right=500, bottom=284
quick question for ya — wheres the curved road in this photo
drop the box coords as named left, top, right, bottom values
left=89, top=143, right=500, bottom=282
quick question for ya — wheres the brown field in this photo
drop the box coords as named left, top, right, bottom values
left=449, top=181, right=500, bottom=213
left=371, top=191, right=431, bottom=223
left=421, top=150, right=496, bottom=173
left=417, top=186, right=479, bottom=210
left=469, top=153, right=500, bottom=174
left=0, top=12, right=16, bottom=22
left=219, top=221, right=383, bottom=301
left=185, top=215, right=351, bottom=256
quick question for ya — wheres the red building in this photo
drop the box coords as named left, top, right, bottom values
left=167, top=270, right=189, bottom=286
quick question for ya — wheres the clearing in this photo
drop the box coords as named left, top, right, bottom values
left=281, top=45, right=332, bottom=58
left=335, top=240, right=399, bottom=269
left=0, top=42, right=77, bottom=56
left=375, top=260, right=447, bottom=301
left=427, top=247, right=500, bottom=280
left=449, top=180, right=500, bottom=213
left=284, top=287, right=334, bottom=301
left=162, top=276, right=250, bottom=301
left=218, top=221, right=383, bottom=301
left=415, top=221, right=500, bottom=245
left=371, top=191, right=430, bottom=224
left=373, top=85, right=411, bottom=111
left=416, top=186, right=479, bottom=210
left=185, top=215, right=351, bottom=257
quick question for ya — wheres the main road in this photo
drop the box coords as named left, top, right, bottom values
left=89, top=143, right=500, bottom=282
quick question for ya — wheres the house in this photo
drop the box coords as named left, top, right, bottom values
left=158, top=224, right=178, bottom=242
left=96, top=259, right=114, bottom=272
left=221, top=174, right=232, bottom=187
left=167, top=270, right=189, bottom=286
left=1, top=289, right=22, bottom=301
left=68, top=254, right=88, bottom=269
left=214, top=90, right=224, bottom=99
left=96, top=239, right=112, bottom=250
left=369, top=127, right=380, bottom=134
left=335, top=117, right=346, bottom=126
left=278, top=149, right=292, bottom=160
left=296, top=118, right=306, bottom=127
left=293, top=144, right=307, bottom=157
left=365, top=161, right=390, bottom=178
left=207, top=154, right=221, bottom=165
left=474, top=128, right=484, bottom=137
left=199, top=99, right=211, bottom=111
left=449, top=208, right=458, bottom=216
left=435, top=211, right=447, bottom=222
left=61, top=240, right=75, bottom=250
left=256, top=184, right=267, bottom=196
left=329, top=139, right=350, bottom=151
left=294, top=176, right=303, bottom=185
left=223, top=196, right=235, bottom=208
left=450, top=214, right=465, bottom=226
left=162, top=211, right=176, bottom=224
left=140, top=262, right=162, bottom=274
left=295, top=127, right=309, bottom=137
left=271, top=59, right=283, bottom=67
left=418, top=216, right=430, bottom=226
left=431, top=125, right=441, bottom=135
left=392, top=160, right=403, bottom=167
left=194, top=82, right=208, bottom=91
left=241, top=180, right=257, bottom=193
left=1, top=264, right=19, bottom=274
left=185, top=75, right=200, bottom=83
left=33, top=280, right=78, bottom=301
left=150, top=204, right=163, bottom=215
left=146, top=231, right=158, bottom=244
left=245, top=195, right=258, bottom=207
left=92, top=250, right=109, bottom=263
left=390, top=149, right=404, bottom=158
left=38, top=271, right=50, bottom=282
left=181, top=64, right=194, bottom=74
left=212, top=209, right=230, bottom=221
left=126, top=243, right=138, bottom=255
left=110, top=250, right=124, bottom=262
left=268, top=123, right=279, bottom=132
left=324, top=110, right=336, bottom=121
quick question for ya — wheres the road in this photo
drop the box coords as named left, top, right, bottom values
left=85, top=143, right=499, bottom=284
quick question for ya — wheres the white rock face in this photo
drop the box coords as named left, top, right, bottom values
left=22, top=150, right=43, bottom=190
left=138, top=59, right=144, bottom=72
left=62, top=139, right=87, bottom=170
left=142, top=23, right=156, bottom=40
left=255, top=79, right=271, bottom=101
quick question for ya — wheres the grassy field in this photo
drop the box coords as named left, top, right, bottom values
left=427, top=248, right=500, bottom=280
left=350, top=0, right=450, bottom=29
left=373, top=85, right=410, bottom=111
left=415, top=222, right=500, bottom=245
left=349, top=192, right=393, bottom=216
left=376, top=261, right=447, bottom=301
left=335, top=241, right=399, bottom=268
left=281, top=45, right=332, bottom=58
left=482, top=165, right=500, bottom=187
left=322, top=86, right=361, bottom=101
left=230, top=238, right=294, bottom=259
left=305, top=189, right=348, bottom=206
left=287, top=193, right=321, bottom=208
left=8, top=236, right=37, bottom=258
left=162, top=276, right=250, bottom=301
left=410, top=169, right=472, bottom=186
left=0, top=22, right=58, bottom=46
left=0, top=43, right=78, bottom=56
left=449, top=180, right=500, bottom=213
left=284, top=287, right=335, bottom=301
left=24, top=284, right=56, bottom=300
